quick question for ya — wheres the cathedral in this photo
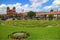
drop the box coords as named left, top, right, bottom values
left=0, top=7, right=27, bottom=20
left=6, top=7, right=27, bottom=18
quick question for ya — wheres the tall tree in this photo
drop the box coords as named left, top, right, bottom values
left=48, top=14, right=54, bottom=20
left=27, top=11, right=36, bottom=19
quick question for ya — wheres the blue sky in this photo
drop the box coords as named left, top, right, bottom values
left=0, top=0, right=53, bottom=7
left=0, top=0, right=30, bottom=5
left=0, top=0, right=60, bottom=14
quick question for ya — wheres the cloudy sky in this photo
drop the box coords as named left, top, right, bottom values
left=0, top=0, right=60, bottom=14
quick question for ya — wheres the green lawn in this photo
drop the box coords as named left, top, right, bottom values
left=0, top=20, right=60, bottom=40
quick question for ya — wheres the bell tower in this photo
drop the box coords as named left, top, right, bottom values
left=12, top=7, right=16, bottom=17
left=7, top=7, right=10, bottom=11
left=13, top=7, right=15, bottom=11
left=50, top=9, right=53, bottom=12
left=7, top=7, right=10, bottom=15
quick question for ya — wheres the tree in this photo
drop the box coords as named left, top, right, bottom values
left=27, top=11, right=36, bottom=19
left=48, top=14, right=54, bottom=20
left=1, top=16, right=8, bottom=20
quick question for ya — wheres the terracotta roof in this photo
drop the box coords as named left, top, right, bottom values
left=36, top=11, right=60, bottom=15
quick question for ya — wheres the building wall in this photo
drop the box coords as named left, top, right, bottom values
left=0, top=7, right=60, bottom=19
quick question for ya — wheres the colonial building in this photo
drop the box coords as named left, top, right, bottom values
left=0, top=7, right=60, bottom=20
left=36, top=9, right=60, bottom=19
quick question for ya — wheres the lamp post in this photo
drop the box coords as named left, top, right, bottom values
left=21, top=9, right=24, bottom=20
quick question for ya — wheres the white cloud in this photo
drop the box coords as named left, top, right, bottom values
left=0, top=4, right=7, bottom=14
left=0, top=3, right=22, bottom=14
left=30, top=0, right=49, bottom=7
left=0, top=0, right=49, bottom=14
left=43, top=6, right=52, bottom=9
left=52, top=0, right=60, bottom=9
left=43, top=0, right=60, bottom=11
left=53, top=0, right=60, bottom=6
